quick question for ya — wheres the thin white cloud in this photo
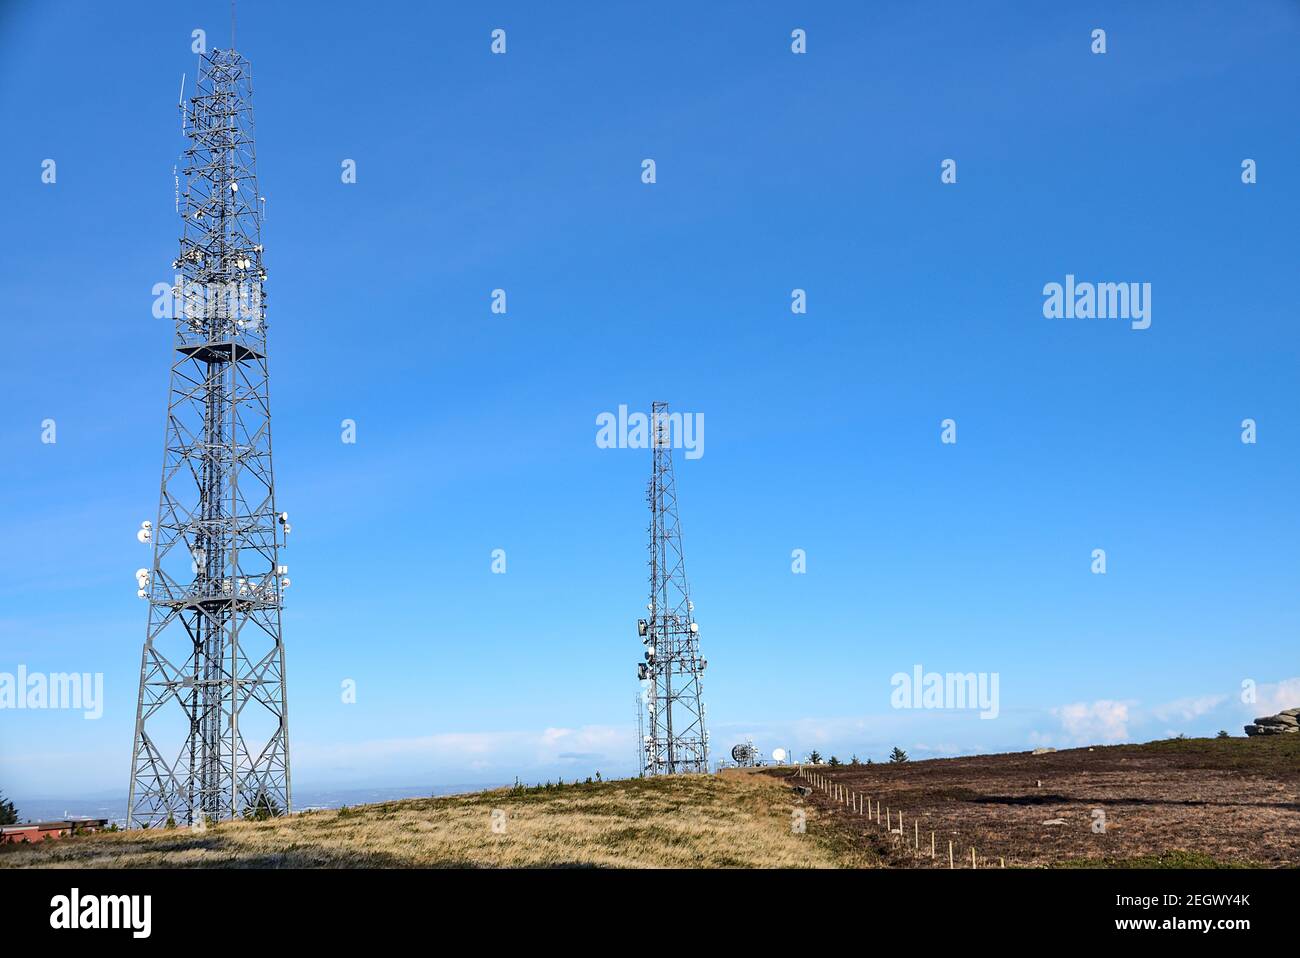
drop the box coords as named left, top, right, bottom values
left=1051, top=700, right=1131, bottom=744
left=291, top=723, right=628, bottom=783
left=1148, top=693, right=1228, bottom=723
left=1245, top=677, right=1300, bottom=718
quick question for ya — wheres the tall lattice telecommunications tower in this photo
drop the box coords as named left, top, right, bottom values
left=128, top=47, right=292, bottom=827
left=636, top=402, right=709, bottom=775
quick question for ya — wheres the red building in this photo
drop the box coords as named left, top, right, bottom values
left=0, top=819, right=109, bottom=844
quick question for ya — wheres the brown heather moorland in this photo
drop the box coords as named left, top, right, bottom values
left=773, top=736, right=1300, bottom=868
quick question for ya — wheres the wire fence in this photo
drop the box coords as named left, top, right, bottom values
left=796, top=765, right=1007, bottom=869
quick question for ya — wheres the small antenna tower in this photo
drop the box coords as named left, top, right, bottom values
left=634, top=692, right=646, bottom=776
left=634, top=401, right=709, bottom=775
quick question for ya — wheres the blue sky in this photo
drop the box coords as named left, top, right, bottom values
left=1, top=0, right=1298, bottom=802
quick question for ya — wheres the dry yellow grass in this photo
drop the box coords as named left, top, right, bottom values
left=0, top=770, right=872, bottom=868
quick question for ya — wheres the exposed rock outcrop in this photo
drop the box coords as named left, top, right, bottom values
left=1244, top=707, right=1300, bottom=736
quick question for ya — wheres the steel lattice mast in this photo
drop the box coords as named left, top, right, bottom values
left=636, top=402, right=709, bottom=775
left=128, top=48, right=291, bottom=827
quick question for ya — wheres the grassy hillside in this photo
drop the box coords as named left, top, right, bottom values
left=0, top=769, right=866, bottom=868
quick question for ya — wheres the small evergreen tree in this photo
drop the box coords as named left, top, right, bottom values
left=828, top=755, right=841, bottom=767
left=888, top=747, right=909, bottom=764
left=808, top=750, right=822, bottom=765
left=1216, top=730, right=1230, bottom=739
left=245, top=791, right=283, bottom=821
left=850, top=754, right=860, bottom=765
left=0, top=792, right=18, bottom=826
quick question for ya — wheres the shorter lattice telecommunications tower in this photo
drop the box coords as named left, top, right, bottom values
left=634, top=693, right=646, bottom=775
left=127, top=46, right=292, bottom=827
left=635, top=402, right=709, bottom=775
